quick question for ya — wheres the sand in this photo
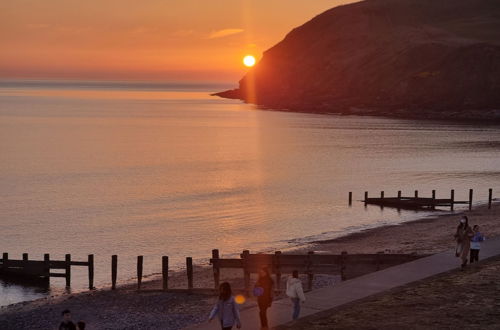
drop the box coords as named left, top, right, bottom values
left=1, top=203, right=498, bottom=329
left=279, top=255, right=500, bottom=330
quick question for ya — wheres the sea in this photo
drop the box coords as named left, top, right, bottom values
left=1, top=79, right=500, bottom=306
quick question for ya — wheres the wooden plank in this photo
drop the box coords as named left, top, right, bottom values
left=65, top=254, right=71, bottom=287
left=211, top=250, right=220, bottom=290
left=307, top=252, right=314, bottom=290
left=137, top=256, right=143, bottom=290
left=489, top=188, right=493, bottom=209
left=186, top=257, right=193, bottom=290
left=49, top=272, right=67, bottom=278
left=111, top=255, right=118, bottom=290
left=162, top=256, right=169, bottom=291
left=242, top=250, right=250, bottom=294
left=3, top=260, right=45, bottom=267
left=210, top=258, right=243, bottom=268
left=70, top=261, right=89, bottom=266
left=275, top=251, right=282, bottom=290
left=88, top=255, right=94, bottom=290
left=49, top=261, right=67, bottom=269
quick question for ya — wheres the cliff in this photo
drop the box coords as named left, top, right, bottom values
left=216, top=0, right=500, bottom=120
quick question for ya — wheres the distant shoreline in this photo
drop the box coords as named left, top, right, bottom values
left=213, top=90, right=500, bottom=123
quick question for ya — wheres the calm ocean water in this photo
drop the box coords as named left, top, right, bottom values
left=1, top=79, right=500, bottom=306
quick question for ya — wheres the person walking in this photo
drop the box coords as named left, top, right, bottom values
left=254, top=267, right=274, bottom=330
left=209, top=282, right=241, bottom=330
left=470, top=225, right=485, bottom=263
left=286, top=270, right=306, bottom=320
left=454, top=216, right=474, bottom=269
left=59, top=309, right=76, bottom=330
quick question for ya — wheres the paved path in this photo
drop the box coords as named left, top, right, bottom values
left=186, top=237, right=500, bottom=330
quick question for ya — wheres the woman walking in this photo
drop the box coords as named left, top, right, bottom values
left=209, top=282, right=241, bottom=330
left=254, top=267, right=274, bottom=330
left=454, top=216, right=474, bottom=269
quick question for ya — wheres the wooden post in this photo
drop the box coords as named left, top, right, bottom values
left=111, top=255, right=117, bottom=290
left=307, top=251, right=314, bottom=291
left=275, top=251, right=282, bottom=291
left=242, top=250, right=250, bottom=295
left=211, top=249, right=220, bottom=290
left=380, top=191, right=384, bottom=199
left=489, top=188, right=493, bottom=209
left=88, top=254, right=94, bottom=290
left=364, top=191, right=368, bottom=205
left=340, top=251, right=347, bottom=281
left=414, top=190, right=418, bottom=198
left=450, top=189, right=455, bottom=210
left=397, top=191, right=401, bottom=199
left=376, top=251, right=384, bottom=271
left=43, top=254, right=50, bottom=278
left=2, top=253, right=8, bottom=272
left=65, top=254, right=71, bottom=287
left=348, top=192, right=352, bottom=206
left=137, top=256, right=143, bottom=290
left=162, top=256, right=169, bottom=291
left=186, top=257, right=193, bottom=290
left=432, top=190, right=436, bottom=200
left=469, top=189, right=473, bottom=210
left=22, top=253, right=28, bottom=261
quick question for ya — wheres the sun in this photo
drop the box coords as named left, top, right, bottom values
left=243, top=55, right=256, bottom=67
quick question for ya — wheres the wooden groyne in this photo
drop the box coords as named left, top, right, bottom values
left=0, top=253, right=94, bottom=289
left=210, top=249, right=426, bottom=293
left=1, top=250, right=427, bottom=295
left=348, top=188, right=494, bottom=210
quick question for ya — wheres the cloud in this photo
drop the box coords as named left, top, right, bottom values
left=207, top=28, right=244, bottom=39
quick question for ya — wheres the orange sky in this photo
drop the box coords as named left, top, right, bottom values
left=0, top=0, right=353, bottom=82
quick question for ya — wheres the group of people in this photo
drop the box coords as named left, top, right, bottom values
left=209, top=267, right=305, bottom=330
left=59, top=310, right=85, bottom=330
left=454, top=215, right=485, bottom=269
left=209, top=215, right=487, bottom=330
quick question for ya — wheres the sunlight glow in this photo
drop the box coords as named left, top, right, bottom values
left=243, top=55, right=256, bottom=67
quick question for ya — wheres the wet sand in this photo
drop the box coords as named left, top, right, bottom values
left=1, top=203, right=498, bottom=329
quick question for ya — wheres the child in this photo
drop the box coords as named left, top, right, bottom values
left=470, top=225, right=485, bottom=263
left=209, top=282, right=241, bottom=330
left=59, top=309, right=76, bottom=330
left=286, top=270, right=306, bottom=320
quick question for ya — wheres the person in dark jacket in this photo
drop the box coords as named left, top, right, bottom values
left=254, top=267, right=274, bottom=329
left=59, top=309, right=76, bottom=330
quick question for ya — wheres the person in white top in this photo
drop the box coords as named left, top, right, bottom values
left=286, top=270, right=306, bottom=320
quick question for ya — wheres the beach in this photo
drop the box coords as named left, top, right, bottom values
left=1, top=203, right=498, bottom=329
left=280, top=256, right=500, bottom=330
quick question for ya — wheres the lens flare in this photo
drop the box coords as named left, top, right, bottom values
left=235, top=294, right=246, bottom=304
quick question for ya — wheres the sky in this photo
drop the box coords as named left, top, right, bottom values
left=0, top=0, right=353, bottom=82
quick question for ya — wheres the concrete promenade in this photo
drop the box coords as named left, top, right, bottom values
left=187, top=237, right=500, bottom=330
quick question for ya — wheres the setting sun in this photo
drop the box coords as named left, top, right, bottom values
left=243, top=55, right=256, bottom=67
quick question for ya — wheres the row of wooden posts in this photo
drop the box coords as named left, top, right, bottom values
left=1, top=249, right=425, bottom=294
left=348, top=188, right=494, bottom=210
